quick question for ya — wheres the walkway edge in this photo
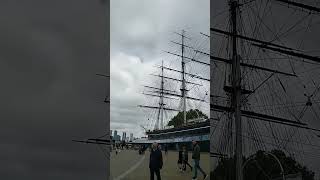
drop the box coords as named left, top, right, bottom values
left=113, top=155, right=146, bottom=180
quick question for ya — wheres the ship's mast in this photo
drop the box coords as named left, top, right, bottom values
left=163, top=30, right=211, bottom=126
left=180, top=30, right=187, bottom=125
left=230, top=0, right=242, bottom=179
left=140, top=31, right=210, bottom=131
left=210, top=0, right=320, bottom=178
left=155, top=61, right=165, bottom=130
left=160, top=61, right=164, bottom=129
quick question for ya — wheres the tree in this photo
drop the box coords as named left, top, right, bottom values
left=211, top=149, right=315, bottom=180
left=167, top=109, right=208, bottom=127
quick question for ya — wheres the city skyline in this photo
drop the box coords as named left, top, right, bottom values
left=111, top=129, right=136, bottom=141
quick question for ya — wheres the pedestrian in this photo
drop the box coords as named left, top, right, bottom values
left=177, top=145, right=183, bottom=172
left=192, top=140, right=208, bottom=180
left=164, top=144, right=168, bottom=155
left=182, top=145, right=192, bottom=171
left=139, top=145, right=142, bottom=155
left=142, top=144, right=146, bottom=154
left=149, top=142, right=163, bottom=180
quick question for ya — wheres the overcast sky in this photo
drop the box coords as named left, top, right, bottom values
left=3, top=0, right=318, bottom=179
left=0, top=0, right=209, bottom=179
left=0, top=0, right=109, bottom=179
left=110, top=0, right=210, bottom=138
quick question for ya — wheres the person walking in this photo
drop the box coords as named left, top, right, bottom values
left=182, top=145, right=192, bottom=171
left=115, top=145, right=119, bottom=155
left=149, top=142, right=163, bottom=180
left=177, top=145, right=183, bottom=172
left=192, top=140, right=208, bottom=180
left=164, top=144, right=168, bottom=155
left=139, top=145, right=142, bottom=155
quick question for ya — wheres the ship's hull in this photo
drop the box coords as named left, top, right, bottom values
left=132, top=120, right=210, bottom=152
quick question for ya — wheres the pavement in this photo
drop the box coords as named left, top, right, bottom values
left=110, top=149, right=210, bottom=180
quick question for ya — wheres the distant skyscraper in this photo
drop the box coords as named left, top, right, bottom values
left=122, top=132, right=126, bottom=141
left=130, top=133, right=133, bottom=141
left=110, top=130, right=112, bottom=137
left=114, top=130, right=117, bottom=137
left=116, top=135, right=121, bottom=141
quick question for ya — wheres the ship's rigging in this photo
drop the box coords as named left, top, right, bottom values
left=211, top=0, right=320, bottom=179
left=138, top=30, right=210, bottom=131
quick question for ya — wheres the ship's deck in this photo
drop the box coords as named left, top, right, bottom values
left=110, top=149, right=210, bottom=180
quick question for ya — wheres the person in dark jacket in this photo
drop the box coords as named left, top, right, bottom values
left=182, top=145, right=192, bottom=171
left=177, top=146, right=183, bottom=172
left=164, top=144, right=168, bottom=155
left=149, top=142, right=163, bottom=180
left=192, top=140, right=208, bottom=180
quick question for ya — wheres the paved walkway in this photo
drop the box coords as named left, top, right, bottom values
left=110, top=149, right=210, bottom=180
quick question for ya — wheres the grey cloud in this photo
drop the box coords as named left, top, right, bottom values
left=1, top=0, right=209, bottom=179
left=110, top=0, right=210, bottom=137
left=1, top=0, right=108, bottom=179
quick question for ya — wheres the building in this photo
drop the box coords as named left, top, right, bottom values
left=130, top=133, right=133, bottom=142
left=116, top=135, right=121, bottom=141
left=122, top=132, right=126, bottom=141
left=111, top=130, right=121, bottom=142
left=113, top=134, right=121, bottom=141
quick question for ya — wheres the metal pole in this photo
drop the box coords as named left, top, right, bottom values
left=230, top=1, right=242, bottom=180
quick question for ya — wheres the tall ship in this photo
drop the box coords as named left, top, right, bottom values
left=210, top=0, right=320, bottom=179
left=136, top=30, right=210, bottom=151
